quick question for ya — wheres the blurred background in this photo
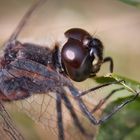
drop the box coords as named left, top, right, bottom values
left=0, top=0, right=140, bottom=140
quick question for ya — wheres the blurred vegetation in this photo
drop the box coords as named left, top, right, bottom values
left=120, top=0, right=140, bottom=7
left=95, top=73, right=140, bottom=140
left=97, top=96, right=140, bottom=140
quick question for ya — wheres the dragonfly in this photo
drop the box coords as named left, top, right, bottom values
left=0, top=0, right=139, bottom=140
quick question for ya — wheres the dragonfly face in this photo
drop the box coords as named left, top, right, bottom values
left=62, top=28, right=104, bottom=82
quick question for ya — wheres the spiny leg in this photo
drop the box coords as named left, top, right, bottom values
left=77, top=80, right=123, bottom=97
left=68, top=85, right=139, bottom=125
left=56, top=93, right=64, bottom=140
left=98, top=92, right=139, bottom=123
left=60, top=88, right=93, bottom=138
left=91, top=87, right=125, bottom=113
left=68, top=85, right=98, bottom=125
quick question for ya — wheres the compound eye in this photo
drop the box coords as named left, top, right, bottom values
left=65, top=28, right=92, bottom=42
left=61, top=38, right=95, bottom=82
left=61, top=38, right=87, bottom=69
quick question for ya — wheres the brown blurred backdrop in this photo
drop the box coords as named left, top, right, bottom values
left=0, top=0, right=140, bottom=140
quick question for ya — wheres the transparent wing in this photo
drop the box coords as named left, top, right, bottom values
left=4, top=77, right=134, bottom=140
left=0, top=101, right=24, bottom=140
left=6, top=92, right=96, bottom=140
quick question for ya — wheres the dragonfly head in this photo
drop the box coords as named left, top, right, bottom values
left=61, top=28, right=104, bottom=82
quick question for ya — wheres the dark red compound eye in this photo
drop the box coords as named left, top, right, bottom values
left=62, top=38, right=88, bottom=69
left=65, top=28, right=92, bottom=42
left=61, top=28, right=100, bottom=82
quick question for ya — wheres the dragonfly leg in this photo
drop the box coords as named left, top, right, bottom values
left=91, top=87, right=125, bottom=113
left=60, top=88, right=93, bottom=138
left=97, top=92, right=139, bottom=124
left=68, top=85, right=139, bottom=125
left=77, top=80, right=124, bottom=97
left=103, top=57, right=114, bottom=73
left=56, top=93, right=64, bottom=140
